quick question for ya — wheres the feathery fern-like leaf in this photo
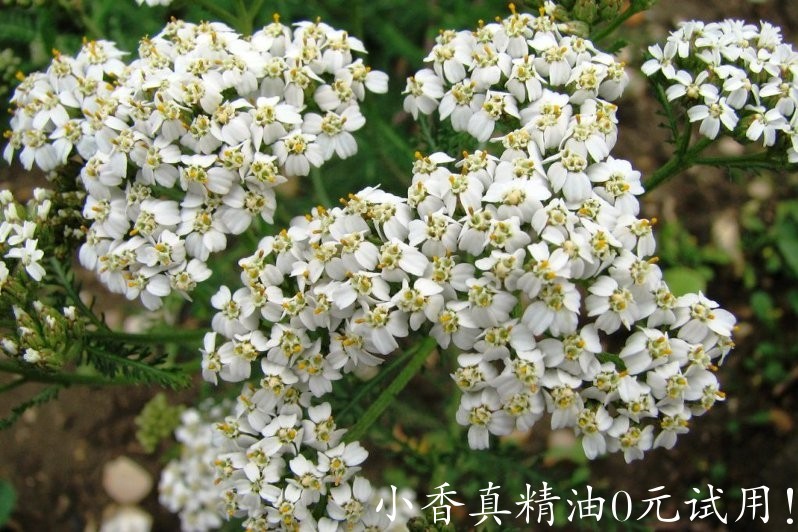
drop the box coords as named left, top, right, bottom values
left=0, top=385, right=61, bottom=430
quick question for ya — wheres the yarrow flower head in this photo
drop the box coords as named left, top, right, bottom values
left=4, top=17, right=387, bottom=310
left=643, top=19, right=798, bottom=158
left=159, top=404, right=227, bottom=532
left=173, top=10, right=737, bottom=530
left=403, top=6, right=629, bottom=146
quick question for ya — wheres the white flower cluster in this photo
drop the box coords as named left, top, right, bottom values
left=4, top=18, right=387, bottom=310
left=0, top=187, right=86, bottom=284
left=159, top=406, right=227, bottom=532
left=0, top=188, right=86, bottom=367
left=403, top=5, right=629, bottom=142
left=183, top=9, right=737, bottom=528
left=160, top=400, right=417, bottom=531
left=643, top=19, right=798, bottom=156
left=0, top=189, right=53, bottom=283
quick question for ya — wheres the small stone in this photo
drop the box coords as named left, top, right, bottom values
left=747, top=176, right=773, bottom=201
left=102, top=457, right=153, bottom=505
left=717, top=137, right=745, bottom=156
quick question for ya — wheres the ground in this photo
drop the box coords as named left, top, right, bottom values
left=2, top=1, right=798, bottom=530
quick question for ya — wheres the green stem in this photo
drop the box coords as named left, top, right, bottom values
left=343, top=336, right=438, bottom=443
left=694, top=152, right=796, bottom=170
left=0, top=377, right=26, bottom=394
left=645, top=136, right=713, bottom=192
left=589, top=0, right=655, bottom=44
left=651, top=79, right=680, bottom=143
left=336, top=341, right=424, bottom=421
left=311, top=168, right=333, bottom=208
left=234, top=0, right=252, bottom=34
left=248, top=0, right=267, bottom=23
left=57, top=0, right=103, bottom=40
left=49, top=258, right=105, bottom=329
left=419, top=114, right=438, bottom=152
left=85, top=327, right=208, bottom=346
left=191, top=0, right=241, bottom=30
left=0, top=359, right=126, bottom=387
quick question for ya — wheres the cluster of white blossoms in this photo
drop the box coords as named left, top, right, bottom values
left=643, top=19, right=798, bottom=157
left=0, top=187, right=85, bottom=286
left=1, top=189, right=54, bottom=284
left=160, top=400, right=418, bottom=531
left=172, top=9, right=738, bottom=529
left=159, top=405, right=228, bottom=532
left=403, top=4, right=629, bottom=143
left=0, top=188, right=86, bottom=367
left=3, top=17, right=387, bottom=310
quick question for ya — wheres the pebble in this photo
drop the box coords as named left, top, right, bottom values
left=101, top=457, right=153, bottom=505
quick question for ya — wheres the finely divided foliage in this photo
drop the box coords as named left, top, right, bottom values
left=150, top=9, right=739, bottom=531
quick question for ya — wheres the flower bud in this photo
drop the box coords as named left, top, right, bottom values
left=22, top=346, right=61, bottom=369
left=573, top=0, right=598, bottom=24
left=599, top=0, right=623, bottom=19
left=559, top=20, right=591, bottom=38
left=1, top=337, right=18, bottom=356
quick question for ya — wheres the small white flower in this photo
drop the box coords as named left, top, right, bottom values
left=673, top=292, right=736, bottom=343
left=687, top=94, right=739, bottom=139
left=403, top=69, right=444, bottom=118
left=456, top=388, right=514, bottom=449
left=273, top=131, right=324, bottom=176
left=641, top=41, right=678, bottom=79
left=6, top=239, right=46, bottom=281
left=303, top=106, right=365, bottom=160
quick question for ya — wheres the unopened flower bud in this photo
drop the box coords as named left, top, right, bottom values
left=598, top=0, right=623, bottom=18
left=1, top=337, right=18, bottom=355
left=573, top=0, right=598, bottom=24
left=22, top=347, right=42, bottom=364
left=558, top=20, right=591, bottom=37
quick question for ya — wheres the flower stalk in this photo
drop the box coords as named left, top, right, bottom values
left=85, top=328, right=208, bottom=346
left=344, top=336, right=438, bottom=443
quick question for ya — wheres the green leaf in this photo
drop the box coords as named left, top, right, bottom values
left=569, top=465, right=591, bottom=485
left=597, top=351, right=626, bottom=370
left=377, top=22, right=423, bottom=65
left=663, top=266, right=707, bottom=296
left=85, top=346, right=191, bottom=389
left=343, top=336, right=437, bottom=443
left=0, top=385, right=61, bottom=430
left=0, top=12, right=37, bottom=47
left=0, top=479, right=15, bottom=526
left=750, top=291, right=776, bottom=326
left=762, top=360, right=786, bottom=383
